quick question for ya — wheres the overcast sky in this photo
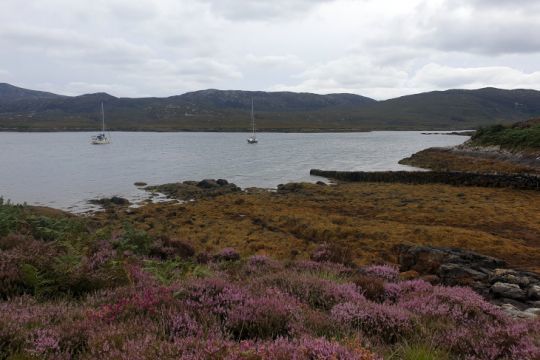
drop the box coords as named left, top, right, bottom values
left=1, top=0, right=540, bottom=99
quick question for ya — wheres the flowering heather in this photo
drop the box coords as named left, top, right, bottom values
left=1, top=208, right=538, bottom=360
left=226, top=288, right=299, bottom=340
left=245, top=254, right=282, bottom=274
left=214, top=247, right=240, bottom=261
left=397, top=285, right=504, bottom=323
left=362, top=264, right=400, bottom=281
left=331, top=301, right=414, bottom=342
left=384, top=279, right=433, bottom=302
left=256, top=272, right=365, bottom=310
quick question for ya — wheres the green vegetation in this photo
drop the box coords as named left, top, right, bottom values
left=471, top=120, right=540, bottom=149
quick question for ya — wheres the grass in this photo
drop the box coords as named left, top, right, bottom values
left=399, top=147, right=540, bottom=174
left=93, top=182, right=540, bottom=272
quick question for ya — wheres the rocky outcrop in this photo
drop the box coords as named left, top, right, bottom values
left=89, top=196, right=130, bottom=207
left=145, top=179, right=241, bottom=200
left=310, top=169, right=540, bottom=190
left=394, top=244, right=540, bottom=318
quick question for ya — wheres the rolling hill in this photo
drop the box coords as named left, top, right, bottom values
left=1, top=83, right=540, bottom=131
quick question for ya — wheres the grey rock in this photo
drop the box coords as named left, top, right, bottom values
left=500, top=304, right=538, bottom=319
left=528, top=285, right=540, bottom=300
left=491, top=282, right=526, bottom=300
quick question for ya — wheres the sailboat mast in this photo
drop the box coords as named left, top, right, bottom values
left=101, top=102, right=105, bottom=133
left=251, top=98, right=255, bottom=136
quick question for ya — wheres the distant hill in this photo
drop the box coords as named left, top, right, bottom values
left=1, top=83, right=540, bottom=131
left=0, top=83, right=66, bottom=104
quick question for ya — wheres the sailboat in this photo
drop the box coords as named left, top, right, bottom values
left=91, top=102, right=111, bottom=145
left=247, top=98, right=258, bottom=144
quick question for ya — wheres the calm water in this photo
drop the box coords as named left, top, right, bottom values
left=0, top=131, right=467, bottom=211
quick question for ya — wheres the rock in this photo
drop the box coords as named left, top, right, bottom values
left=524, top=308, right=540, bottom=317
left=216, top=179, right=229, bottom=186
left=490, top=269, right=531, bottom=287
left=500, top=304, right=538, bottom=319
left=491, top=282, right=526, bottom=300
left=197, top=179, right=219, bottom=188
left=528, top=285, right=540, bottom=300
left=89, top=196, right=130, bottom=207
left=316, top=181, right=327, bottom=186
left=134, top=182, right=147, bottom=187
left=438, top=263, right=488, bottom=285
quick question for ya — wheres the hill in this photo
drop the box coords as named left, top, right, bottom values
left=1, top=84, right=540, bottom=131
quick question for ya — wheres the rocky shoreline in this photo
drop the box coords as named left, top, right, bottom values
left=310, top=169, right=540, bottom=190
left=395, top=245, right=540, bottom=319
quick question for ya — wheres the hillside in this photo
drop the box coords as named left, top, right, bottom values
left=1, top=84, right=540, bottom=131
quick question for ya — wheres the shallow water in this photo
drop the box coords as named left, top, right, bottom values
left=0, top=131, right=467, bottom=211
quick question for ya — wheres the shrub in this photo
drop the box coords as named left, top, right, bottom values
left=397, top=285, right=504, bottom=323
left=226, top=288, right=299, bottom=340
left=310, top=243, right=353, bottom=265
left=214, top=247, right=240, bottom=262
left=362, top=264, right=400, bottom=281
left=149, top=236, right=195, bottom=260
left=113, top=223, right=153, bottom=255
left=257, top=272, right=365, bottom=310
left=0, top=198, right=22, bottom=237
left=440, top=321, right=540, bottom=360
left=352, top=274, right=386, bottom=302
left=331, top=301, right=414, bottom=342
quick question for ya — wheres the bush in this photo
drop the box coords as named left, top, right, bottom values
left=0, top=198, right=22, bottom=237
left=331, top=301, right=414, bottom=342
left=352, top=274, right=387, bottom=302
left=310, top=243, right=354, bottom=265
left=257, top=272, right=364, bottom=310
left=113, top=223, right=153, bottom=255
left=226, top=288, right=299, bottom=340
left=214, top=247, right=240, bottom=262
left=362, top=264, right=400, bottom=281
left=149, top=236, right=195, bottom=260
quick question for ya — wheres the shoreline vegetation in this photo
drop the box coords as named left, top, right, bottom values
left=1, top=119, right=540, bottom=358
left=400, top=119, right=540, bottom=174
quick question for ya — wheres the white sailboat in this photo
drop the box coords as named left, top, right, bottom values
left=247, top=98, right=258, bottom=144
left=91, top=102, right=111, bottom=145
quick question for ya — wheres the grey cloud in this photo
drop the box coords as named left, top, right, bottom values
left=200, top=0, right=334, bottom=20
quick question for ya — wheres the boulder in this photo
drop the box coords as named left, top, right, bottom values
left=500, top=304, right=538, bottom=319
left=197, top=179, right=219, bottom=188
left=491, top=282, right=526, bottom=300
left=528, top=285, right=540, bottom=300
left=438, top=263, right=488, bottom=285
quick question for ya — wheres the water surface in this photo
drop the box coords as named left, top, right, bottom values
left=0, top=131, right=467, bottom=211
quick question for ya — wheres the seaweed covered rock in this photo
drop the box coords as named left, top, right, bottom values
left=145, top=179, right=240, bottom=200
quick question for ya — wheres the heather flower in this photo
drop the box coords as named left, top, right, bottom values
left=441, top=321, right=540, bottom=360
left=257, top=272, right=365, bottom=310
left=384, top=279, right=432, bottom=302
left=226, top=288, right=299, bottom=340
left=397, top=285, right=505, bottom=323
left=331, top=301, right=414, bottom=342
left=363, top=264, right=400, bottom=281
left=179, top=277, right=249, bottom=318
left=29, top=329, right=60, bottom=355
left=214, top=248, right=240, bottom=262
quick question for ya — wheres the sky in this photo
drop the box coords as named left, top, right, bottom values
left=1, top=0, right=540, bottom=100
